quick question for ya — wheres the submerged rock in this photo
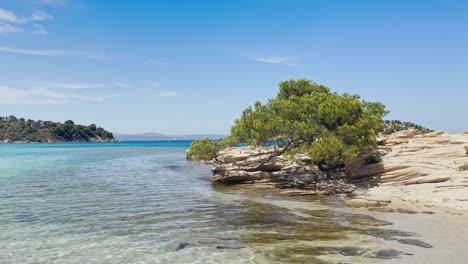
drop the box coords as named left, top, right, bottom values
left=176, top=242, right=189, bottom=251
left=420, top=211, right=435, bottom=214
left=395, top=208, right=418, bottom=214
left=279, top=190, right=317, bottom=196
left=345, top=198, right=390, bottom=208
left=211, top=169, right=273, bottom=183
left=397, top=239, right=433, bottom=248
left=368, top=249, right=413, bottom=259
left=368, top=207, right=395, bottom=213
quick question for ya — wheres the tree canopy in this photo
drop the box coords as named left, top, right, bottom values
left=188, top=79, right=388, bottom=168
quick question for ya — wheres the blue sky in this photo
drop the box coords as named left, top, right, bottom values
left=0, top=0, right=467, bottom=134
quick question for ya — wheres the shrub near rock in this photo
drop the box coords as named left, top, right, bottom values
left=226, top=79, right=387, bottom=168
left=188, top=79, right=388, bottom=168
left=186, top=138, right=219, bottom=161
left=187, top=136, right=237, bottom=161
left=187, top=79, right=388, bottom=191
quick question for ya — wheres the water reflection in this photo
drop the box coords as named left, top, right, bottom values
left=211, top=185, right=431, bottom=263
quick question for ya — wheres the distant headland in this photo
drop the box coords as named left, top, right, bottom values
left=113, top=132, right=225, bottom=141
left=0, top=116, right=116, bottom=143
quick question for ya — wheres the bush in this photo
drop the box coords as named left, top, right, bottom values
left=187, top=79, right=388, bottom=169
left=187, top=136, right=238, bottom=161
left=229, top=79, right=388, bottom=167
left=364, top=152, right=383, bottom=165
left=186, top=138, right=219, bottom=161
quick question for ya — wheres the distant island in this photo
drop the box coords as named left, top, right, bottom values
left=113, top=132, right=225, bottom=141
left=0, top=115, right=116, bottom=143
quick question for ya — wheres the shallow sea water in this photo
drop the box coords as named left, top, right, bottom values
left=0, top=141, right=467, bottom=264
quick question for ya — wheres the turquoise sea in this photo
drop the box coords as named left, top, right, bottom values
left=0, top=141, right=467, bottom=264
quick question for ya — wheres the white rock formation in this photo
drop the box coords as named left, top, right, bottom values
left=363, top=131, right=468, bottom=209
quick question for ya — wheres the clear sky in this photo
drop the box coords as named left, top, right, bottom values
left=0, top=0, right=467, bottom=134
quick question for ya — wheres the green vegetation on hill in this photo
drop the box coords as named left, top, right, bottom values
left=188, top=79, right=388, bottom=169
left=383, top=120, right=433, bottom=135
left=0, top=115, right=115, bottom=143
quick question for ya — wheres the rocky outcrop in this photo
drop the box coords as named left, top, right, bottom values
left=210, top=146, right=356, bottom=194
left=212, top=169, right=273, bottom=183
left=200, top=129, right=468, bottom=207
left=345, top=156, right=385, bottom=180
left=345, top=130, right=468, bottom=184
left=360, top=130, right=468, bottom=210
left=211, top=147, right=293, bottom=183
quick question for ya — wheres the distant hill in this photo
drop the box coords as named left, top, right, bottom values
left=114, top=132, right=225, bottom=141
left=0, top=115, right=115, bottom=143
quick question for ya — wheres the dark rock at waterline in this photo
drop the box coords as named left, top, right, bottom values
left=215, top=245, right=245, bottom=250
left=368, top=249, right=413, bottom=259
left=361, top=228, right=417, bottom=241
left=176, top=242, right=189, bottom=251
left=334, top=247, right=367, bottom=256
left=210, top=147, right=357, bottom=194
left=368, top=207, right=395, bottom=213
left=395, top=208, right=418, bottom=214
left=397, top=239, right=433, bottom=248
left=311, top=247, right=367, bottom=257
left=420, top=211, right=435, bottom=214
left=346, top=214, right=393, bottom=227
left=164, top=164, right=184, bottom=170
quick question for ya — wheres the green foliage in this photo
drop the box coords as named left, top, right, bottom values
left=308, top=133, right=356, bottom=167
left=229, top=79, right=388, bottom=167
left=459, top=164, right=468, bottom=171
left=383, top=120, right=432, bottom=135
left=277, top=79, right=330, bottom=99
left=186, top=138, right=220, bottom=161
left=0, top=116, right=114, bottom=143
left=187, top=136, right=237, bottom=161
left=364, top=152, right=383, bottom=165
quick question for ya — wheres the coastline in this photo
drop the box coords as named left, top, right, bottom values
left=0, top=139, right=119, bottom=144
